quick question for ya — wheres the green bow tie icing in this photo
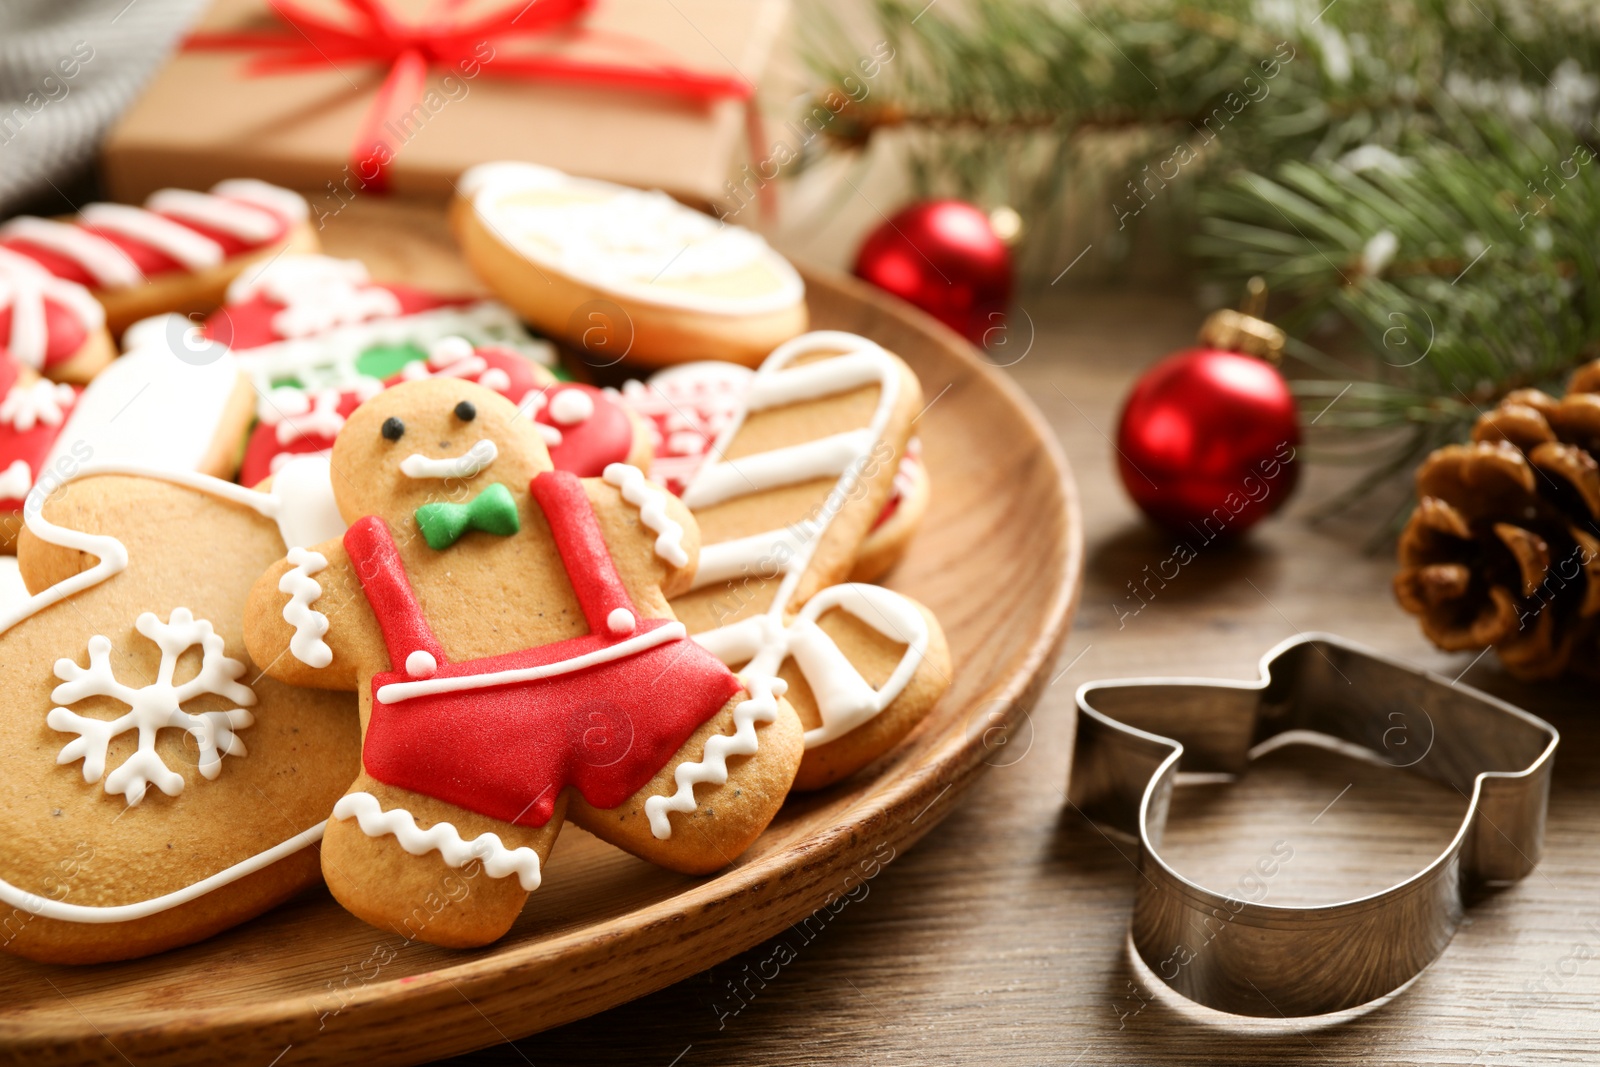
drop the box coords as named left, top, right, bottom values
left=415, top=483, right=522, bottom=549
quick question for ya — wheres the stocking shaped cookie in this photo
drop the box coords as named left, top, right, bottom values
left=244, top=379, right=803, bottom=947
left=668, top=332, right=952, bottom=790
left=0, top=460, right=358, bottom=964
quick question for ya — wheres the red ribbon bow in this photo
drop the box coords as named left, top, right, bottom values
left=187, top=0, right=753, bottom=193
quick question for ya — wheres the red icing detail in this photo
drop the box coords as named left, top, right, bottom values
left=538, top=384, right=635, bottom=478
left=0, top=296, right=91, bottom=368
left=239, top=386, right=369, bottom=487
left=1, top=241, right=96, bottom=289
left=0, top=372, right=80, bottom=509
left=211, top=284, right=468, bottom=350
left=345, top=473, right=742, bottom=827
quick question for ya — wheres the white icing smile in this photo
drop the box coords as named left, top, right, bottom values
left=400, top=439, right=497, bottom=480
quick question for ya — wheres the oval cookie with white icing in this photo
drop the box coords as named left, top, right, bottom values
left=455, top=162, right=807, bottom=368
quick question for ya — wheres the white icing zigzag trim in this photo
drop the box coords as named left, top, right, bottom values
left=603, top=462, right=689, bottom=568
left=332, top=791, right=542, bottom=891
left=643, top=674, right=785, bottom=840
left=280, top=547, right=332, bottom=668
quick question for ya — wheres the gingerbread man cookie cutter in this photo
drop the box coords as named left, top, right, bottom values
left=1068, top=632, right=1558, bottom=1017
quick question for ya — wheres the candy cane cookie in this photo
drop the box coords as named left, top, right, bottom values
left=666, top=333, right=952, bottom=791
left=0, top=179, right=317, bottom=336
left=0, top=248, right=114, bottom=383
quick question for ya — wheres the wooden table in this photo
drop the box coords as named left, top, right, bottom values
left=316, top=209, right=1600, bottom=1066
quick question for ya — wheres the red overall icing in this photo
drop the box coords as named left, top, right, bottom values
left=0, top=295, right=90, bottom=367
left=346, top=471, right=742, bottom=827
left=0, top=360, right=80, bottom=509
left=209, top=283, right=467, bottom=351
left=538, top=383, right=635, bottom=478
left=1, top=196, right=290, bottom=290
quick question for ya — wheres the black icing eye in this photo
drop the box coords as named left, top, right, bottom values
left=381, top=417, right=405, bottom=442
left=454, top=400, right=477, bottom=422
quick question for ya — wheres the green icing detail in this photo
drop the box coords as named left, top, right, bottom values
left=414, top=482, right=521, bottom=550
left=356, top=341, right=429, bottom=380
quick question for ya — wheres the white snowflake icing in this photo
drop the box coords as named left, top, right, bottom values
left=47, top=608, right=257, bottom=805
left=0, top=378, right=76, bottom=432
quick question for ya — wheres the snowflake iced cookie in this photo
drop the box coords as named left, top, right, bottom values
left=0, top=179, right=316, bottom=336
left=0, top=248, right=114, bottom=383
left=454, top=162, right=807, bottom=368
left=666, top=333, right=952, bottom=791
left=238, top=336, right=649, bottom=486
left=619, top=361, right=930, bottom=580
left=243, top=378, right=802, bottom=947
left=0, top=460, right=358, bottom=963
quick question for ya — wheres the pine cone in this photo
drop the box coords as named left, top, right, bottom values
left=1395, top=361, right=1600, bottom=680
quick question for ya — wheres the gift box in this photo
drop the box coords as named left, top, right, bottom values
left=102, top=0, right=787, bottom=215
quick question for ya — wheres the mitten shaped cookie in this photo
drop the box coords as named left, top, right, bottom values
left=668, top=332, right=953, bottom=791
left=0, top=462, right=359, bottom=964
left=244, top=379, right=802, bottom=947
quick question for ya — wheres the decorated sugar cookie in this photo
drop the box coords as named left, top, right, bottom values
left=620, top=361, right=929, bottom=581
left=455, top=162, right=808, bottom=368
left=243, top=378, right=802, bottom=947
left=237, top=336, right=649, bottom=486
left=0, top=359, right=80, bottom=551
left=850, top=437, right=931, bottom=584
left=132, top=254, right=557, bottom=395
left=0, top=179, right=317, bottom=336
left=0, top=248, right=114, bottom=383
left=0, top=339, right=254, bottom=550
left=668, top=333, right=952, bottom=791
left=0, top=459, right=358, bottom=963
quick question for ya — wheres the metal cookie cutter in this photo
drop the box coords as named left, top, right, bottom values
left=1068, top=633, right=1558, bottom=1017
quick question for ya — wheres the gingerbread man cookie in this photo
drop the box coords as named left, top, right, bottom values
left=243, top=379, right=802, bottom=947
left=0, top=459, right=358, bottom=963
left=0, top=179, right=317, bottom=336
left=455, top=162, right=807, bottom=368
left=667, top=332, right=952, bottom=791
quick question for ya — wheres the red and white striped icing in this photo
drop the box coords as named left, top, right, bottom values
left=0, top=179, right=306, bottom=293
left=0, top=247, right=104, bottom=371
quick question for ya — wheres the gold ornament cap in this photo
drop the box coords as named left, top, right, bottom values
left=1198, top=277, right=1285, bottom=363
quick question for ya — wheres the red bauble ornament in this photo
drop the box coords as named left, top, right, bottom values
left=1116, top=323, right=1300, bottom=535
left=852, top=199, right=1014, bottom=345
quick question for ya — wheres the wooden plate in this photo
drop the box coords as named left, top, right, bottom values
left=0, top=266, right=1082, bottom=1066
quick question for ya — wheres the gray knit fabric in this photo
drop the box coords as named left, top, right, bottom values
left=0, top=0, right=208, bottom=215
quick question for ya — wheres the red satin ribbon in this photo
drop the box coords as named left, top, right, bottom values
left=186, top=0, right=754, bottom=193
